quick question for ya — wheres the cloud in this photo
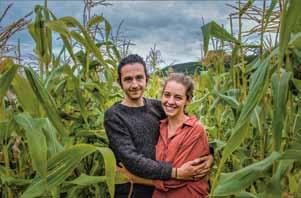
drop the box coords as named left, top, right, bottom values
left=2, top=0, right=233, bottom=65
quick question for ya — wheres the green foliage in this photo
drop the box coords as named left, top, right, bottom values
left=1, top=0, right=301, bottom=197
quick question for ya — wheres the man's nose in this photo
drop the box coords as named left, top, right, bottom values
left=131, top=79, right=139, bottom=87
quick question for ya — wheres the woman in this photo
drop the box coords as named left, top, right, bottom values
left=119, top=73, right=210, bottom=198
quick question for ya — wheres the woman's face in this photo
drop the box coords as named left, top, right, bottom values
left=161, top=81, right=190, bottom=118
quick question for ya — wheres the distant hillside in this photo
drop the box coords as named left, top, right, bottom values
left=161, top=61, right=203, bottom=75
left=160, top=54, right=257, bottom=76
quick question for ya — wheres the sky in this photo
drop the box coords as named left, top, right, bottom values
left=1, top=0, right=238, bottom=66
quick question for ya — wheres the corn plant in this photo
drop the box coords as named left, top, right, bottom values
left=187, top=0, right=301, bottom=197
left=0, top=3, right=124, bottom=197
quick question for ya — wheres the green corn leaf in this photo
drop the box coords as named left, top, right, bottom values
left=73, top=76, right=89, bottom=127
left=20, top=144, right=116, bottom=198
left=211, top=89, right=240, bottom=109
left=271, top=71, right=291, bottom=151
left=105, top=19, right=111, bottom=41
left=44, top=64, right=68, bottom=89
left=12, top=73, right=41, bottom=116
left=265, top=160, right=294, bottom=198
left=289, top=33, right=301, bottom=49
left=235, top=191, right=258, bottom=198
left=281, top=149, right=301, bottom=161
left=34, top=118, right=63, bottom=158
left=239, top=0, right=254, bottom=16
left=44, top=19, right=77, bottom=65
left=24, top=67, right=69, bottom=136
left=213, top=152, right=280, bottom=196
left=222, top=55, right=270, bottom=160
left=15, top=113, right=48, bottom=178
left=95, top=146, right=116, bottom=196
left=0, top=121, right=10, bottom=144
left=250, top=106, right=262, bottom=130
left=201, top=21, right=238, bottom=54
left=60, top=16, right=112, bottom=70
left=264, top=0, right=277, bottom=28
left=60, top=17, right=107, bottom=69
left=213, top=55, right=272, bottom=192
left=45, top=20, right=70, bottom=38
left=87, top=15, right=104, bottom=28
left=0, top=63, right=18, bottom=120
left=0, top=165, right=32, bottom=186
left=70, top=31, right=89, bottom=48
left=0, top=64, right=18, bottom=100
left=65, top=174, right=106, bottom=186
left=278, top=0, right=301, bottom=70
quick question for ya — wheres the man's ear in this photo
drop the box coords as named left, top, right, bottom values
left=146, top=75, right=150, bottom=84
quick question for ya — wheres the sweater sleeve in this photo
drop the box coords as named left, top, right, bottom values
left=104, top=111, right=172, bottom=180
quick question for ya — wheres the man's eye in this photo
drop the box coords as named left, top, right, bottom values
left=124, top=78, right=132, bottom=82
left=136, top=76, right=144, bottom=80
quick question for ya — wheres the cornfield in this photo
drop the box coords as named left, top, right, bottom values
left=1, top=0, right=301, bottom=197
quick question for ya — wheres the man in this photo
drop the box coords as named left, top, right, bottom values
left=104, top=54, right=213, bottom=198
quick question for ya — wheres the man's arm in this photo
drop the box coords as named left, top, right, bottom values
left=104, top=111, right=212, bottom=180
left=104, top=111, right=172, bottom=180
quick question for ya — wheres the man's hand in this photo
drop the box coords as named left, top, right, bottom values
left=176, top=154, right=214, bottom=180
left=117, top=163, right=154, bottom=185
left=117, top=163, right=136, bottom=182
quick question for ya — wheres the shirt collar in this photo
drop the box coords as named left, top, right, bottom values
left=160, top=115, right=197, bottom=127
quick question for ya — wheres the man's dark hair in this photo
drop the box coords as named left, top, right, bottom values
left=117, top=54, right=149, bottom=86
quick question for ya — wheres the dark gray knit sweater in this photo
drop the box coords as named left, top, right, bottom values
left=104, top=98, right=172, bottom=198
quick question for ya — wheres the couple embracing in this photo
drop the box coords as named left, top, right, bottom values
left=104, top=54, right=214, bottom=198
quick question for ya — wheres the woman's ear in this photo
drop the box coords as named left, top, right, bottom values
left=186, top=98, right=192, bottom=105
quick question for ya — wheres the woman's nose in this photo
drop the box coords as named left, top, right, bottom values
left=167, top=97, right=175, bottom=104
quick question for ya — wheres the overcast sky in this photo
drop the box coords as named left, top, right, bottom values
left=1, top=0, right=235, bottom=66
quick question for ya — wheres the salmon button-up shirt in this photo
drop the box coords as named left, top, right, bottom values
left=153, top=116, right=209, bottom=198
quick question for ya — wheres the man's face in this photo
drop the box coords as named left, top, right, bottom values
left=120, top=63, right=147, bottom=101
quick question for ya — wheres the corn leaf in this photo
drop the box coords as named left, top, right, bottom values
left=87, top=15, right=104, bottom=28
left=15, top=113, right=48, bottom=178
left=265, top=160, right=294, bottom=198
left=24, top=67, right=69, bottom=136
left=65, top=174, right=106, bottom=186
left=271, top=71, right=291, bottom=151
left=220, top=55, right=271, bottom=163
left=213, top=152, right=280, bottom=196
left=20, top=144, right=115, bottom=198
left=60, top=16, right=112, bottom=69
left=211, top=89, right=240, bottom=109
left=0, top=121, right=10, bottom=144
left=278, top=0, right=301, bottom=70
left=201, top=21, right=238, bottom=54
left=34, top=118, right=63, bottom=158
left=0, top=64, right=18, bottom=100
left=12, top=73, right=41, bottom=116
